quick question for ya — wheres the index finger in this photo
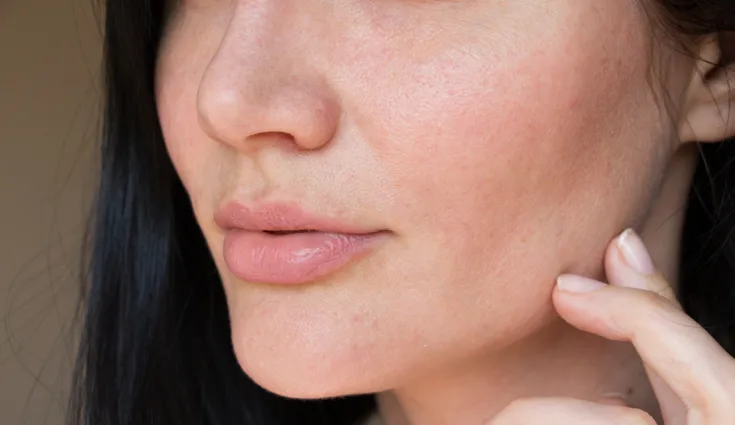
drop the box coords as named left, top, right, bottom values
left=554, top=253, right=735, bottom=423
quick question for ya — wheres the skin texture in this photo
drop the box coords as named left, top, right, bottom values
left=155, top=1, right=735, bottom=423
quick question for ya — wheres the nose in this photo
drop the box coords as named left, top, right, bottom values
left=196, top=5, right=340, bottom=152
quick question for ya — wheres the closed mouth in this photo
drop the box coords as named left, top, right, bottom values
left=262, top=229, right=319, bottom=235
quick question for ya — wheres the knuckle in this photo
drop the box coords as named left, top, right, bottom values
left=638, top=289, right=676, bottom=312
left=635, top=290, right=683, bottom=327
left=610, top=290, right=678, bottom=338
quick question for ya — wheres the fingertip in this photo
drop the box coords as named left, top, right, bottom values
left=616, top=228, right=655, bottom=275
left=605, top=229, right=652, bottom=290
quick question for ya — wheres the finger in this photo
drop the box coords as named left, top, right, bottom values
left=487, top=397, right=656, bottom=425
left=606, top=229, right=687, bottom=425
left=553, top=231, right=735, bottom=422
left=605, top=228, right=678, bottom=307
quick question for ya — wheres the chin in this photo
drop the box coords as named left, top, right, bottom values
left=230, top=329, right=394, bottom=400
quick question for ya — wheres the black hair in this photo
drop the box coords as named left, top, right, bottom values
left=67, top=2, right=735, bottom=425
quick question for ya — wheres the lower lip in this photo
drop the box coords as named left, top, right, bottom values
left=222, top=230, right=389, bottom=284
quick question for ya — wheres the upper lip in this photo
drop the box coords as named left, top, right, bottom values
left=215, top=201, right=383, bottom=234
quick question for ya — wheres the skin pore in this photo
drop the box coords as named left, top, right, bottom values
left=155, top=1, right=730, bottom=424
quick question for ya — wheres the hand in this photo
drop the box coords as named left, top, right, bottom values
left=488, top=228, right=735, bottom=425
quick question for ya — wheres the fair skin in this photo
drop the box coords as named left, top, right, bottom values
left=156, top=1, right=735, bottom=424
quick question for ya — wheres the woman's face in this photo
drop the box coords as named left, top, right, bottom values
left=156, top=0, right=690, bottom=397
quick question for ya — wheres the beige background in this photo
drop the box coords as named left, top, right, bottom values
left=1, top=0, right=102, bottom=423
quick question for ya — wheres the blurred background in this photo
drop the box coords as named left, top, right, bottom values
left=1, top=0, right=102, bottom=423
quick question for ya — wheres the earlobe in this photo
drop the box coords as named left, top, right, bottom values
left=678, top=35, right=735, bottom=144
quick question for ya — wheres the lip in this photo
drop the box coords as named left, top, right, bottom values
left=215, top=201, right=383, bottom=234
left=215, top=201, right=389, bottom=284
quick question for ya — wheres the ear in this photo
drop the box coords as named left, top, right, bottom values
left=678, top=33, right=735, bottom=144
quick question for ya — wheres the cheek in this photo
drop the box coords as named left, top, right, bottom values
left=346, top=4, right=662, bottom=339
left=156, top=17, right=226, bottom=217
left=157, top=57, right=203, bottom=195
left=387, top=55, right=632, bottom=247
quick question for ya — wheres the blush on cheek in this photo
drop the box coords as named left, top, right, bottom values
left=368, top=2, right=657, bottom=304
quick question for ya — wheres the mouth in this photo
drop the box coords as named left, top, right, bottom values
left=223, top=229, right=390, bottom=285
left=216, top=200, right=390, bottom=284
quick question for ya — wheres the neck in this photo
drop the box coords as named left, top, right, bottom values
left=376, top=144, right=699, bottom=425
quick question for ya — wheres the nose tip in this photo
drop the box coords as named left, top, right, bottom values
left=196, top=70, right=341, bottom=152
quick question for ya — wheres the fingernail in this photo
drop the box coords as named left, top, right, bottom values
left=616, top=229, right=655, bottom=275
left=601, top=391, right=628, bottom=399
left=597, top=392, right=629, bottom=406
left=556, top=275, right=606, bottom=293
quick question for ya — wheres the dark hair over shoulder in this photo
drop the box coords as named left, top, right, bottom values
left=67, top=2, right=735, bottom=425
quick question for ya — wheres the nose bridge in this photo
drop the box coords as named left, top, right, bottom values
left=196, top=1, right=339, bottom=152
